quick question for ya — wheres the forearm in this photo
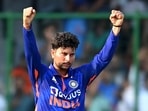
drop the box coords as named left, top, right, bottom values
left=90, top=30, right=118, bottom=74
left=83, top=30, right=118, bottom=84
left=23, top=23, right=31, bottom=30
left=99, top=30, right=118, bottom=61
left=23, top=27, right=41, bottom=67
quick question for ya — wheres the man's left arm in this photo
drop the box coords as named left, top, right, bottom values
left=79, top=10, right=124, bottom=86
left=90, top=10, right=124, bottom=71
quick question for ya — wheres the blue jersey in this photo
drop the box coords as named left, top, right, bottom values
left=23, top=27, right=119, bottom=111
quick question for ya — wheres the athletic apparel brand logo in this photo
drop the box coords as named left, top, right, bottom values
left=52, top=76, right=57, bottom=84
left=69, top=80, right=78, bottom=89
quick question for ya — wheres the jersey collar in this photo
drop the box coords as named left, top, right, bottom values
left=49, top=64, right=72, bottom=77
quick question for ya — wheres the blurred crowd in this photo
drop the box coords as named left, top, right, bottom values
left=0, top=0, right=148, bottom=111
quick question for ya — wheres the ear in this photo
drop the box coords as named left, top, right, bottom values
left=51, top=49, right=55, bottom=59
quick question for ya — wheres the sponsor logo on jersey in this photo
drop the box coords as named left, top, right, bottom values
left=50, top=86, right=81, bottom=99
left=49, top=96, right=80, bottom=109
left=50, top=86, right=58, bottom=97
left=49, top=86, right=81, bottom=108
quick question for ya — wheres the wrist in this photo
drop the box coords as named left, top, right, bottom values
left=112, top=26, right=121, bottom=36
left=113, top=24, right=122, bottom=27
left=23, top=23, right=31, bottom=30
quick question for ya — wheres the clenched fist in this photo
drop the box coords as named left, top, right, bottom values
left=110, top=10, right=124, bottom=27
left=23, top=7, right=36, bottom=29
left=109, top=10, right=124, bottom=36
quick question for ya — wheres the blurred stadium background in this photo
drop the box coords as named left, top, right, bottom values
left=0, top=0, right=148, bottom=111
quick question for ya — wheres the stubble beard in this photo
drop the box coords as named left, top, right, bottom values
left=58, top=62, right=71, bottom=71
left=54, top=61, right=72, bottom=73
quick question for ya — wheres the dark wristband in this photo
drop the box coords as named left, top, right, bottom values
left=113, top=25, right=122, bottom=27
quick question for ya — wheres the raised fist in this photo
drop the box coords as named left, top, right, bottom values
left=23, top=7, right=36, bottom=29
left=110, top=10, right=124, bottom=27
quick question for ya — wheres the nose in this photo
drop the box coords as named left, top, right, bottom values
left=65, top=55, right=70, bottom=62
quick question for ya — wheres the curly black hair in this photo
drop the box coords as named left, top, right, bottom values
left=51, top=32, right=79, bottom=49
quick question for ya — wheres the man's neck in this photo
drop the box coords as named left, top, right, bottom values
left=56, top=69, right=68, bottom=77
left=52, top=63, right=69, bottom=77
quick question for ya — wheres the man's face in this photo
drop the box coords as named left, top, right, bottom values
left=51, top=47, right=75, bottom=70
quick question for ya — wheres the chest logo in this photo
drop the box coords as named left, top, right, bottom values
left=69, top=80, right=78, bottom=89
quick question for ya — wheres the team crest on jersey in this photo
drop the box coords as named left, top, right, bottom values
left=69, top=80, right=78, bottom=89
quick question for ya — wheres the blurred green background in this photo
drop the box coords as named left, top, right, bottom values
left=0, top=0, right=148, bottom=111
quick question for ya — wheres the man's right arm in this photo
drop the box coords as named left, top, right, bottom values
left=23, top=7, right=48, bottom=91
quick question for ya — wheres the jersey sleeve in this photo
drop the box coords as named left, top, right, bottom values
left=78, top=30, right=119, bottom=87
left=23, top=27, right=48, bottom=93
